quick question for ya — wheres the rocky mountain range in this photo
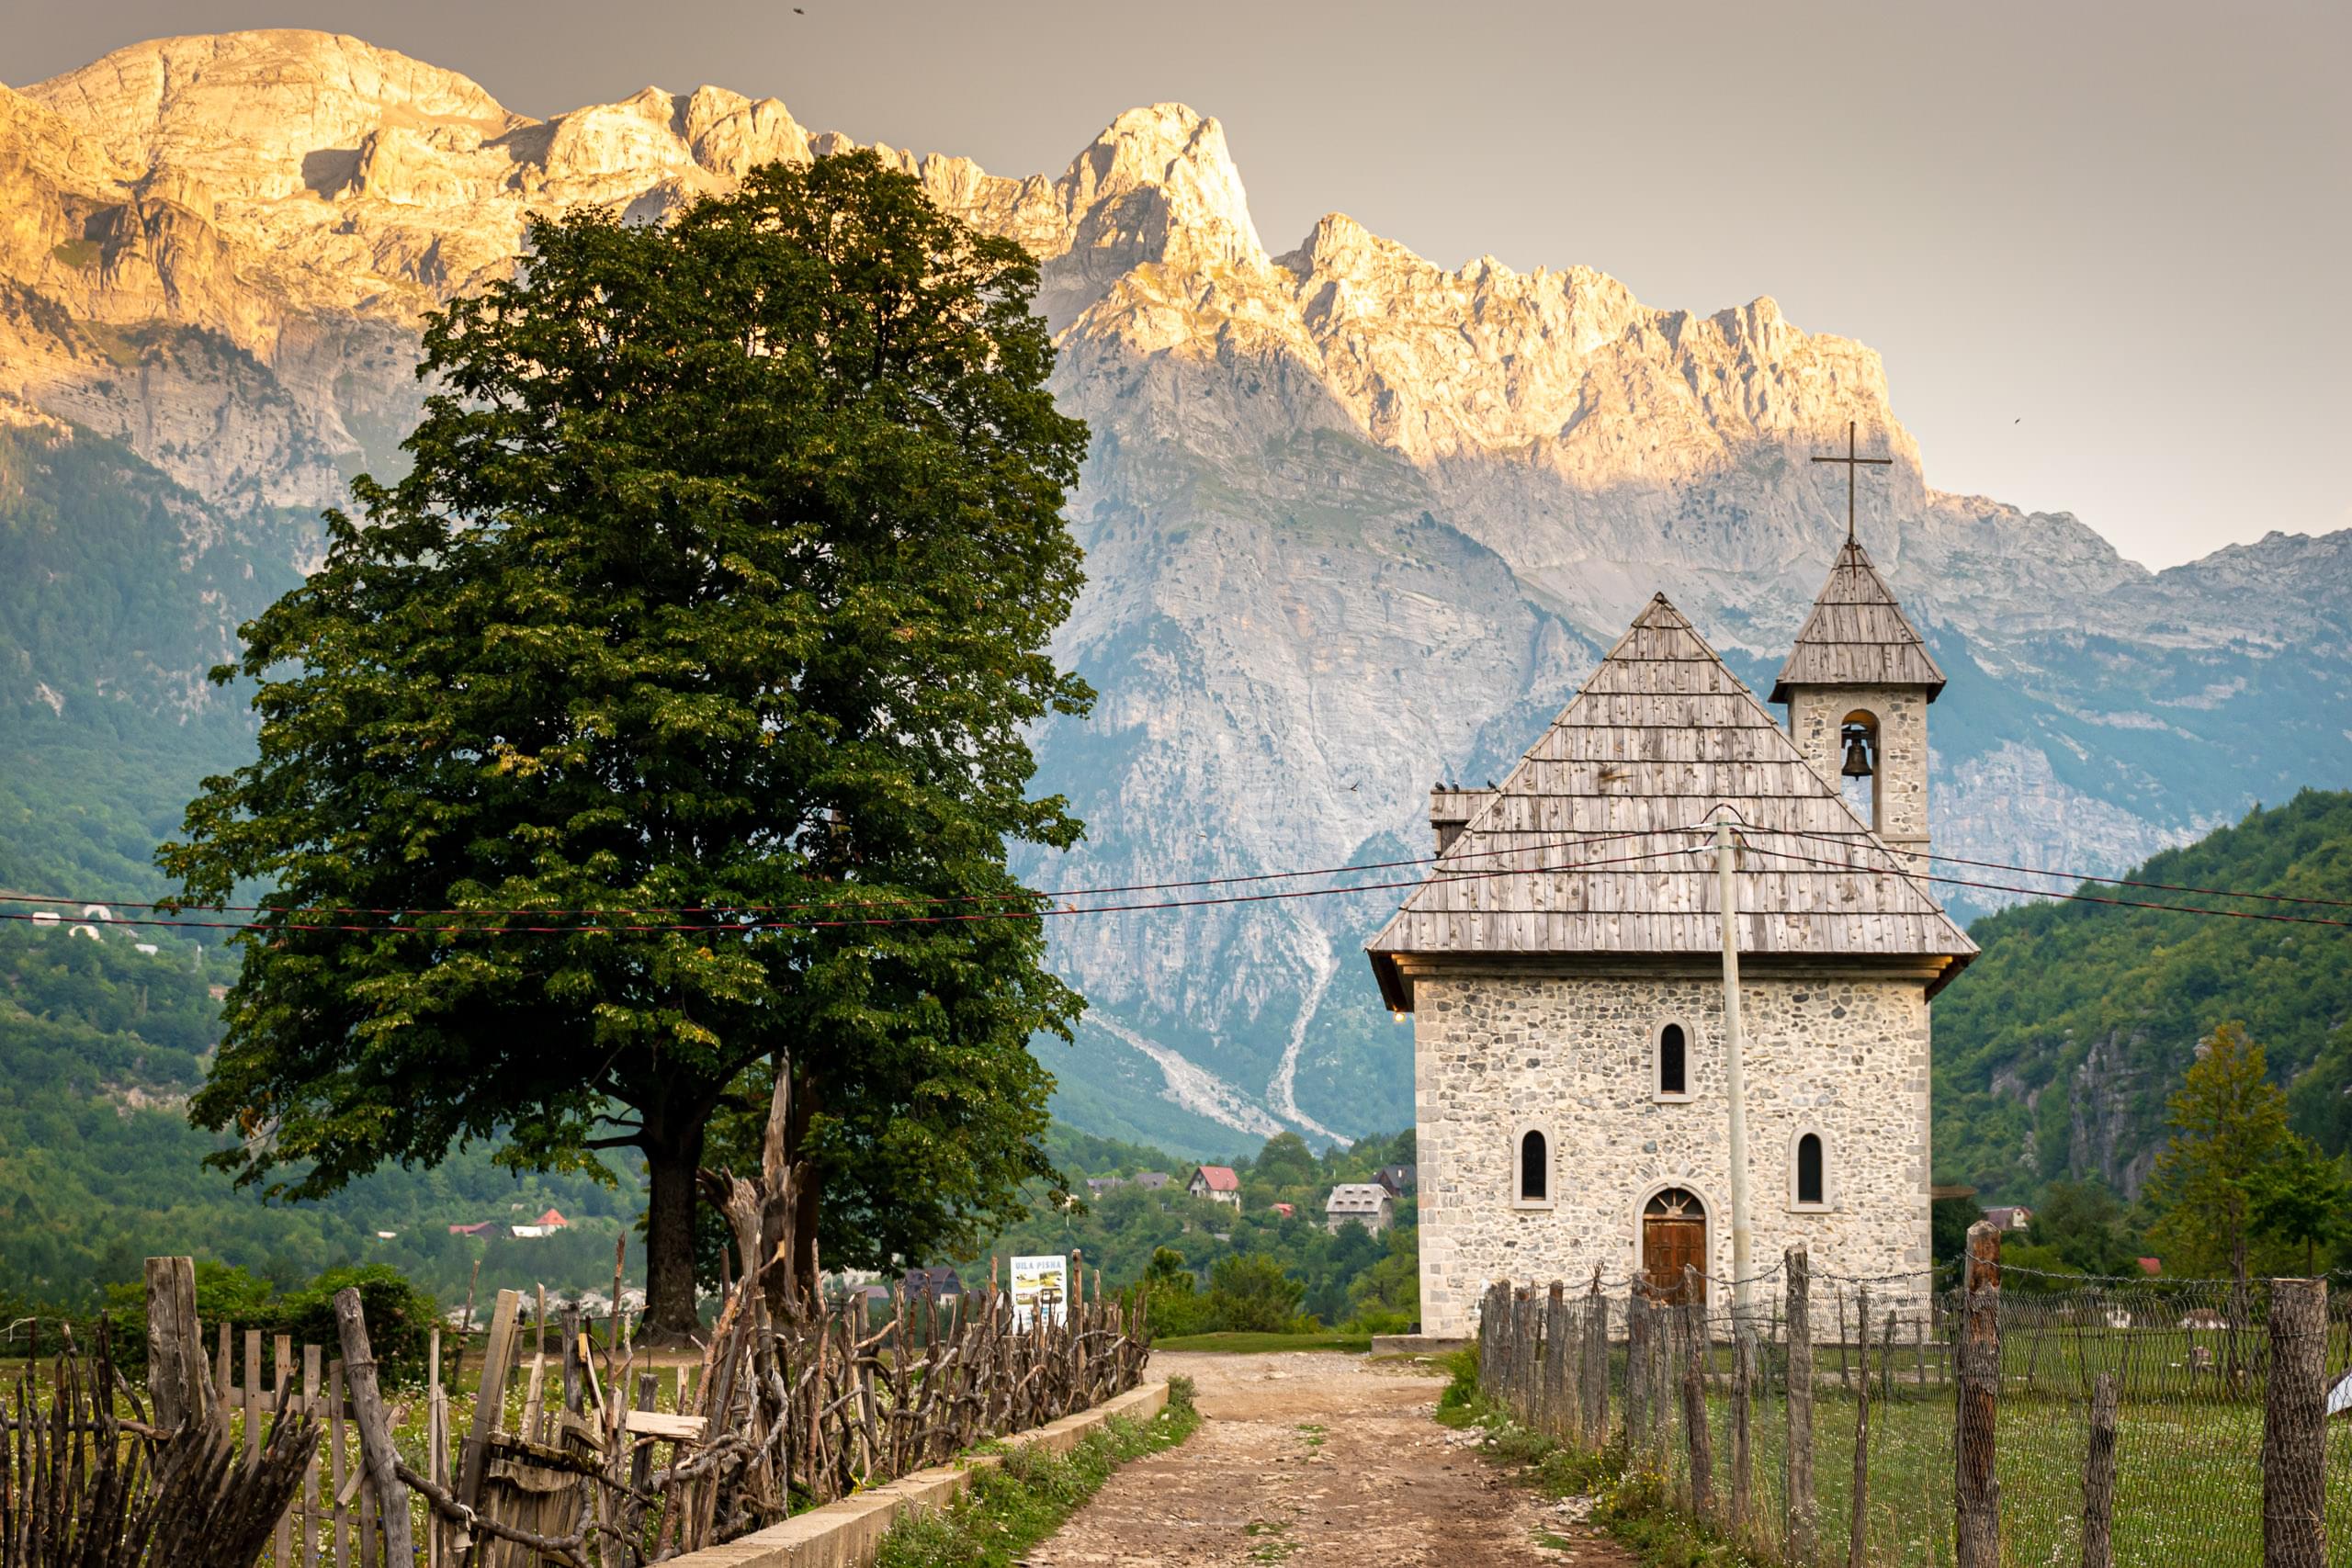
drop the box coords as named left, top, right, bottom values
left=6, top=30, right=2346, bottom=1156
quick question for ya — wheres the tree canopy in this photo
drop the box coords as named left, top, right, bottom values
left=2144, top=1022, right=2289, bottom=1283
left=162, top=151, right=1094, bottom=1332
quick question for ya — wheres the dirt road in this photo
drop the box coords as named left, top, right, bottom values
left=1026, top=1350, right=1634, bottom=1567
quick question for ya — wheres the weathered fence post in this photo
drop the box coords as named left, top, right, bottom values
left=1849, top=1284, right=1871, bottom=1568
left=1731, top=1324, right=1753, bottom=1544
left=1502, top=1280, right=1520, bottom=1412
left=1626, top=1286, right=1650, bottom=1453
left=1838, top=1284, right=1851, bottom=1390
left=1544, top=1281, right=1569, bottom=1438
left=458, top=1288, right=523, bottom=1536
left=1476, top=1288, right=1496, bottom=1401
left=142, top=1256, right=208, bottom=1432
left=2080, top=1371, right=2119, bottom=1568
left=1523, top=1286, right=1544, bottom=1422
left=1493, top=1281, right=1515, bottom=1408
left=1787, top=1246, right=1817, bottom=1564
left=1513, top=1286, right=1536, bottom=1420
left=1583, top=1271, right=1609, bottom=1445
left=2262, top=1277, right=2327, bottom=1568
left=1956, top=1222, right=2002, bottom=1568
left=1657, top=1292, right=1677, bottom=1467
left=332, top=1285, right=415, bottom=1567
left=1682, top=1267, right=1713, bottom=1520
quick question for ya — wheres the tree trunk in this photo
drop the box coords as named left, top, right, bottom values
left=757, top=1057, right=809, bottom=1323
left=787, top=1072, right=824, bottom=1304
left=644, top=1120, right=708, bottom=1338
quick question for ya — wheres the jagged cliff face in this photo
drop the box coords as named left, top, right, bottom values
left=7, top=31, right=2347, bottom=1153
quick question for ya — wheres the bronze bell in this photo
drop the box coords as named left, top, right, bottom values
left=1841, top=732, right=1874, bottom=779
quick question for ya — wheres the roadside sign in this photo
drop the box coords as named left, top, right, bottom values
left=1009, top=1254, right=1069, bottom=1332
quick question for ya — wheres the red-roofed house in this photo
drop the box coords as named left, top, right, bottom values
left=448, top=1221, right=496, bottom=1236
left=1270, top=1202, right=1295, bottom=1219
left=536, top=1208, right=570, bottom=1229
left=2137, top=1258, right=2162, bottom=1276
left=1189, top=1166, right=1241, bottom=1209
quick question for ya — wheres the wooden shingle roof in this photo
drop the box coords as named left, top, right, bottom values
left=1365, top=595, right=1975, bottom=1010
left=1770, top=538, right=1947, bottom=703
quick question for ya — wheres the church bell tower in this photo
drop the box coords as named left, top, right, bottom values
left=1773, top=424, right=1946, bottom=867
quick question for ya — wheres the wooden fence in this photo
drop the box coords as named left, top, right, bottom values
left=1474, top=1225, right=2341, bottom=1568
left=0, top=1274, right=318, bottom=1567
left=209, top=1322, right=409, bottom=1566
left=157, top=1256, right=1149, bottom=1566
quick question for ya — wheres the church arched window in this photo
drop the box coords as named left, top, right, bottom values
left=1520, top=1129, right=1547, bottom=1201
left=1514, top=1123, right=1552, bottom=1213
left=1791, top=1129, right=1830, bottom=1210
left=1652, top=1019, right=1695, bottom=1102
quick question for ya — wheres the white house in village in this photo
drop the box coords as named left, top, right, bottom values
left=1187, top=1166, right=1242, bottom=1208
left=1324, top=1183, right=1395, bottom=1235
left=1367, top=536, right=1976, bottom=1338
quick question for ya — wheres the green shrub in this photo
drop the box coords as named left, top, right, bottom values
left=96, top=1262, right=438, bottom=1386
left=1203, top=1254, right=1306, bottom=1333
left=1433, top=1345, right=1480, bottom=1425
left=275, top=1265, right=439, bottom=1384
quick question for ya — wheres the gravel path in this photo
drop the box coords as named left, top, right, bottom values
left=1025, top=1350, right=1636, bottom=1567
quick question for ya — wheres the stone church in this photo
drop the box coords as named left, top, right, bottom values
left=1366, top=539, right=1977, bottom=1337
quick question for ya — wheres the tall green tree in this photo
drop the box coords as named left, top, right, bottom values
left=161, top=152, right=1093, bottom=1335
left=1250, top=1132, right=1317, bottom=1192
left=2145, top=1021, right=2289, bottom=1289
left=1204, top=1254, right=1306, bottom=1333
left=2245, top=1135, right=2351, bottom=1275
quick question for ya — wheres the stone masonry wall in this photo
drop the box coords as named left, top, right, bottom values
left=1787, top=684, right=1930, bottom=868
left=1413, top=973, right=1932, bottom=1337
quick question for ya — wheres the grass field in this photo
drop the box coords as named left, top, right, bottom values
left=1648, top=1382, right=2352, bottom=1567
left=1475, top=1309, right=2352, bottom=1568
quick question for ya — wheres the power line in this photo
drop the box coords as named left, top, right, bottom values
left=0, top=826, right=1667, bottom=922
left=1733, top=826, right=2352, bottom=913
left=10, top=818, right=2339, bottom=937
left=0, top=842, right=1698, bottom=938
left=1736, top=840, right=2352, bottom=932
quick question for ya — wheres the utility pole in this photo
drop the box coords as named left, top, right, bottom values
left=1713, top=809, right=1754, bottom=1325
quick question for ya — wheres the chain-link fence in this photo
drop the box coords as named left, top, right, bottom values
left=1475, top=1237, right=2352, bottom=1566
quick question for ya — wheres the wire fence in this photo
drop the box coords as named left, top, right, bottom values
left=1475, top=1234, right=2351, bottom=1566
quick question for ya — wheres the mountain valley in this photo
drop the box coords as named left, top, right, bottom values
left=4, top=29, right=2346, bottom=1160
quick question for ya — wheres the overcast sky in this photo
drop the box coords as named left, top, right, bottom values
left=13, top=1, right=2346, bottom=570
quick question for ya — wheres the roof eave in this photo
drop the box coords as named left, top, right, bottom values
left=1923, top=944, right=1978, bottom=1001
left=1383, top=946, right=1979, bottom=987
left=1770, top=668, right=1948, bottom=705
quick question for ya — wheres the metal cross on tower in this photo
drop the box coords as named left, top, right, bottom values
left=1811, top=419, right=1892, bottom=545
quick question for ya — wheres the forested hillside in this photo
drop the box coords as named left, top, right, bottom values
left=1933, top=789, right=2352, bottom=1201
left=0, top=920, right=644, bottom=1307
left=0, top=412, right=315, bottom=897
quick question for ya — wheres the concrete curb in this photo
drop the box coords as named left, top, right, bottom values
left=1370, top=1334, right=1471, bottom=1356
left=663, top=1380, right=1171, bottom=1568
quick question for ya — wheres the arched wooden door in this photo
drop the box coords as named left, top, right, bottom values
left=1642, top=1188, right=1707, bottom=1304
